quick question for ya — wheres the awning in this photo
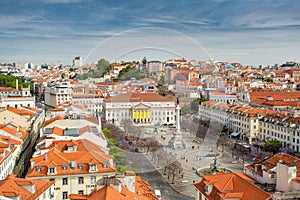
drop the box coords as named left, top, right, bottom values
left=231, top=132, right=239, bottom=137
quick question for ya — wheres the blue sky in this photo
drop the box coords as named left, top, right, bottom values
left=1, top=0, right=300, bottom=66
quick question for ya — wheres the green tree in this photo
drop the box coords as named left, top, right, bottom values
left=97, top=58, right=110, bottom=69
left=159, top=74, right=165, bottom=84
left=181, top=104, right=192, bottom=115
left=118, top=66, right=146, bottom=80
left=196, top=97, right=208, bottom=104
left=102, top=128, right=112, bottom=139
left=61, top=73, right=66, bottom=79
left=264, top=140, right=282, bottom=154
left=264, top=77, right=273, bottom=82
left=142, top=57, right=147, bottom=65
left=94, top=58, right=111, bottom=77
left=0, top=75, right=33, bottom=93
left=190, top=99, right=200, bottom=113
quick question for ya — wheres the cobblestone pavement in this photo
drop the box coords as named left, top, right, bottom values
left=124, top=150, right=193, bottom=200
left=144, top=127, right=248, bottom=199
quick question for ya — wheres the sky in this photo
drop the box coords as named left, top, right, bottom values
left=1, top=0, right=300, bottom=67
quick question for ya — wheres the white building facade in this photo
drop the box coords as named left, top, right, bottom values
left=44, top=81, right=72, bottom=108
left=104, top=93, right=176, bottom=125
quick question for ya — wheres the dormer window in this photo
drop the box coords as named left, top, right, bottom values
left=70, top=161, right=76, bottom=170
left=36, top=166, right=42, bottom=172
left=103, top=163, right=107, bottom=168
left=62, top=165, right=68, bottom=170
left=89, top=164, right=97, bottom=172
left=78, top=164, right=83, bottom=170
left=205, top=185, right=209, bottom=193
left=67, top=145, right=77, bottom=152
left=9, top=144, right=15, bottom=150
left=48, top=167, right=56, bottom=174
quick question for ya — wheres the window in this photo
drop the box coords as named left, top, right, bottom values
left=36, top=166, right=42, bottom=172
left=62, top=191, right=68, bottom=200
left=102, top=163, right=107, bottom=168
left=78, top=164, right=83, bottom=170
left=89, top=164, right=96, bottom=172
left=78, top=190, right=84, bottom=195
left=78, top=177, right=84, bottom=184
left=270, top=174, right=275, bottom=179
left=62, top=178, right=68, bottom=185
left=91, top=176, right=96, bottom=184
left=62, top=165, right=67, bottom=170
left=49, top=167, right=55, bottom=174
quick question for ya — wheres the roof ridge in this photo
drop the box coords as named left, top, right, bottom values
left=221, top=174, right=234, bottom=191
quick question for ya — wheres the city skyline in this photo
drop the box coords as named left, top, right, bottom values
left=1, top=0, right=300, bottom=66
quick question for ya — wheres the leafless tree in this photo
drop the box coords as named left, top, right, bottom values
left=120, top=119, right=145, bottom=142
left=166, top=161, right=183, bottom=184
left=217, top=135, right=228, bottom=152
left=143, top=136, right=162, bottom=153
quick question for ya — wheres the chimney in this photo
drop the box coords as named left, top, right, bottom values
left=31, top=161, right=35, bottom=169
left=16, top=79, right=18, bottom=90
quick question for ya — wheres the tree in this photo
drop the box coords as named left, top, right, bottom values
left=279, top=147, right=296, bottom=156
left=118, top=65, right=146, bottom=80
left=264, top=140, right=282, bottom=154
left=181, top=105, right=192, bottom=115
left=217, top=135, right=227, bottom=152
left=97, top=58, right=110, bottom=69
left=196, top=97, right=208, bottom=104
left=190, top=99, right=200, bottom=113
left=159, top=74, right=165, bottom=84
left=166, top=161, right=183, bottom=184
left=102, top=127, right=112, bottom=139
left=142, top=57, right=147, bottom=65
left=61, top=73, right=66, bottom=79
left=264, top=77, right=273, bottom=83
left=0, top=75, right=33, bottom=93
left=142, top=136, right=161, bottom=153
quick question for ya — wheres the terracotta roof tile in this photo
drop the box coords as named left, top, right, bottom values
left=44, top=116, right=65, bottom=127
left=0, top=174, right=54, bottom=200
left=27, top=139, right=116, bottom=178
left=194, top=172, right=271, bottom=200
left=104, top=92, right=173, bottom=103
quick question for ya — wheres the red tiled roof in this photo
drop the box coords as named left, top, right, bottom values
left=249, top=91, right=300, bottom=102
left=194, top=172, right=272, bottom=200
left=0, top=174, right=54, bottom=200
left=246, top=152, right=300, bottom=177
left=44, top=116, right=65, bottom=127
left=7, top=107, right=35, bottom=116
left=27, top=139, right=115, bottom=178
left=104, top=93, right=173, bottom=103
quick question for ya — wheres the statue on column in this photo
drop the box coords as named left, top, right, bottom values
left=167, top=97, right=187, bottom=149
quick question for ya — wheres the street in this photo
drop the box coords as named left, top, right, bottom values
left=124, top=150, right=193, bottom=200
